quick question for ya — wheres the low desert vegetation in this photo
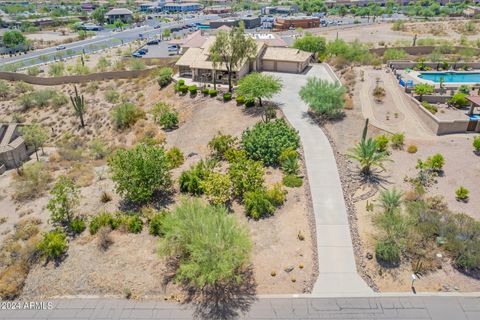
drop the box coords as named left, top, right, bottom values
left=299, top=78, right=346, bottom=119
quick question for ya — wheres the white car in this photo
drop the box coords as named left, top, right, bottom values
left=56, top=45, right=66, bottom=50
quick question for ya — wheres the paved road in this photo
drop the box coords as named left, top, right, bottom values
left=0, top=296, right=478, bottom=319
left=0, top=14, right=218, bottom=69
left=263, top=64, right=372, bottom=295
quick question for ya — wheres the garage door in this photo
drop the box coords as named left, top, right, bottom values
left=262, top=60, right=275, bottom=71
left=276, top=61, right=298, bottom=73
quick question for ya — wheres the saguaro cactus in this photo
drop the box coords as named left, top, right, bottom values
left=70, top=86, right=86, bottom=128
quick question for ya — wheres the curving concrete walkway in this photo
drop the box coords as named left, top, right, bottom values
left=263, top=64, right=372, bottom=296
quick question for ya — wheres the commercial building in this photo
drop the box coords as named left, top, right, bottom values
left=163, top=2, right=202, bottom=12
left=261, top=5, right=299, bottom=15
left=139, top=1, right=166, bottom=12
left=273, top=16, right=320, bottom=30
left=203, top=5, right=232, bottom=14
left=208, top=16, right=261, bottom=29
left=105, top=8, right=133, bottom=24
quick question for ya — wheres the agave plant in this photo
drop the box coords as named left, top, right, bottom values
left=379, top=188, right=403, bottom=214
left=348, top=138, right=391, bottom=175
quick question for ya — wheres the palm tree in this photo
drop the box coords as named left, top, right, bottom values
left=348, top=138, right=390, bottom=175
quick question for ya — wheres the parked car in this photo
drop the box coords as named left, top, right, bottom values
left=132, top=52, right=142, bottom=58
left=154, top=24, right=161, bottom=29
left=56, top=45, right=66, bottom=50
left=138, top=48, right=149, bottom=55
left=147, top=39, right=160, bottom=45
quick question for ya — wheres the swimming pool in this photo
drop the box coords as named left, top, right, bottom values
left=419, top=72, right=480, bottom=83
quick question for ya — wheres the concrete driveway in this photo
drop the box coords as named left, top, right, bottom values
left=263, top=64, right=372, bottom=296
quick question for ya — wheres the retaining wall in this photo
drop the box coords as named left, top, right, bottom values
left=371, top=46, right=480, bottom=56
left=389, top=61, right=480, bottom=70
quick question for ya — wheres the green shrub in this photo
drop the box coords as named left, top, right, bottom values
left=201, top=172, right=232, bottom=205
left=424, top=153, right=445, bottom=172
left=89, top=138, right=111, bottom=160
left=208, top=133, right=236, bottom=159
left=279, top=153, right=299, bottom=175
left=69, top=217, right=86, bottom=235
left=157, top=67, right=173, bottom=87
left=179, top=160, right=213, bottom=195
left=228, top=158, right=265, bottom=198
left=201, top=88, right=209, bottom=95
left=245, top=98, right=255, bottom=108
left=455, top=186, right=469, bottom=201
left=179, top=85, right=188, bottom=94
left=89, top=212, right=116, bottom=235
left=159, top=198, right=251, bottom=288
left=17, top=94, right=35, bottom=111
left=52, top=93, right=68, bottom=108
left=158, top=111, right=178, bottom=130
left=209, top=89, right=217, bottom=97
left=188, top=85, right=197, bottom=95
left=128, top=58, right=146, bottom=71
left=178, top=79, right=185, bottom=86
left=126, top=215, right=143, bottom=233
left=390, top=133, right=405, bottom=150
left=108, top=144, right=173, bottom=203
left=12, top=161, right=52, bottom=201
left=448, top=93, right=470, bottom=108
left=374, top=135, right=389, bottom=153
left=111, top=102, right=144, bottom=130
left=236, top=96, right=245, bottom=105
left=149, top=211, right=167, bottom=236
left=244, top=189, right=275, bottom=219
left=0, top=80, right=9, bottom=98
left=241, top=119, right=300, bottom=166
left=473, top=136, right=480, bottom=153
left=48, top=62, right=65, bottom=77
left=27, top=66, right=40, bottom=76
left=266, top=183, right=286, bottom=207
left=407, top=144, right=418, bottom=154
left=375, top=239, right=401, bottom=265
left=37, top=229, right=68, bottom=260
left=166, top=147, right=184, bottom=168
left=421, top=101, right=438, bottom=114
left=223, top=92, right=232, bottom=101
left=282, top=175, right=303, bottom=188
left=299, top=77, right=346, bottom=119
left=454, top=240, right=480, bottom=270
left=104, top=89, right=120, bottom=103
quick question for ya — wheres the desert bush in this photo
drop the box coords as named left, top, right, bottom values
left=299, top=77, right=346, bottom=119
left=421, top=101, right=437, bottom=114
left=373, top=85, right=386, bottom=102
left=241, top=119, right=300, bottom=166
left=111, top=102, right=144, bottom=130
left=17, top=94, right=35, bottom=111
left=27, top=66, right=40, bottom=76
left=0, top=263, right=29, bottom=300
left=48, top=62, right=65, bottom=77
left=455, top=186, right=469, bottom=202
left=383, top=48, right=406, bottom=61
left=420, top=153, right=445, bottom=173
left=89, top=211, right=116, bottom=235
left=208, top=133, right=236, bottom=159
left=152, top=102, right=178, bottom=130
left=0, top=80, right=9, bottom=98
left=47, top=176, right=80, bottom=228
left=166, top=147, right=184, bottom=168
left=179, top=160, right=214, bottom=195
left=473, top=136, right=480, bottom=153
left=12, top=162, right=52, bottom=201
left=266, top=183, right=286, bottom=207
left=69, top=217, right=86, bottom=235
left=97, top=226, right=113, bottom=251
left=126, top=215, right=143, bottom=233
left=57, top=133, right=84, bottom=161
left=149, top=211, right=167, bottom=236
left=201, top=172, right=232, bottom=206
left=104, top=89, right=120, bottom=103
left=279, top=148, right=299, bottom=175
left=88, top=138, right=111, bottom=160
left=159, top=198, right=251, bottom=288
left=374, top=135, right=389, bottom=153
left=244, top=189, right=275, bottom=219
left=236, top=96, right=245, bottom=105
left=100, top=191, right=112, bottom=203
left=282, top=174, right=303, bottom=188
left=157, top=67, right=173, bottom=87
left=448, top=93, right=470, bottom=108
left=51, top=93, right=68, bottom=108
left=108, top=143, right=173, bottom=203
left=379, top=188, right=403, bottom=214
left=375, top=239, right=401, bottom=265
left=37, top=229, right=68, bottom=261
left=407, top=144, right=418, bottom=153
left=228, top=158, right=265, bottom=198
left=15, top=81, right=33, bottom=94
left=127, top=58, right=146, bottom=71
left=390, top=133, right=405, bottom=150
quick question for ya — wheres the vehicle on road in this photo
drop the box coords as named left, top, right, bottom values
left=132, top=52, right=142, bottom=58
left=147, top=39, right=160, bottom=45
left=56, top=45, right=66, bottom=50
left=154, top=24, right=161, bottom=29
left=138, top=48, right=149, bottom=55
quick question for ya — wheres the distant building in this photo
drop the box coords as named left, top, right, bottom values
left=274, top=16, right=320, bottom=30
left=261, top=5, right=299, bottom=15
left=163, top=2, right=202, bottom=12
left=208, top=16, right=261, bottom=29
left=464, top=6, right=480, bottom=17
left=0, top=123, right=29, bottom=170
left=203, top=5, right=232, bottom=14
left=80, top=2, right=98, bottom=11
left=105, top=8, right=133, bottom=24
left=139, top=1, right=166, bottom=12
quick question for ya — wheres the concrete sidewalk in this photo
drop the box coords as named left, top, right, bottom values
left=263, top=64, right=371, bottom=295
left=0, top=296, right=478, bottom=319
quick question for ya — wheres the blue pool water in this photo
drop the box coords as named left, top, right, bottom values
left=419, top=72, right=480, bottom=83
